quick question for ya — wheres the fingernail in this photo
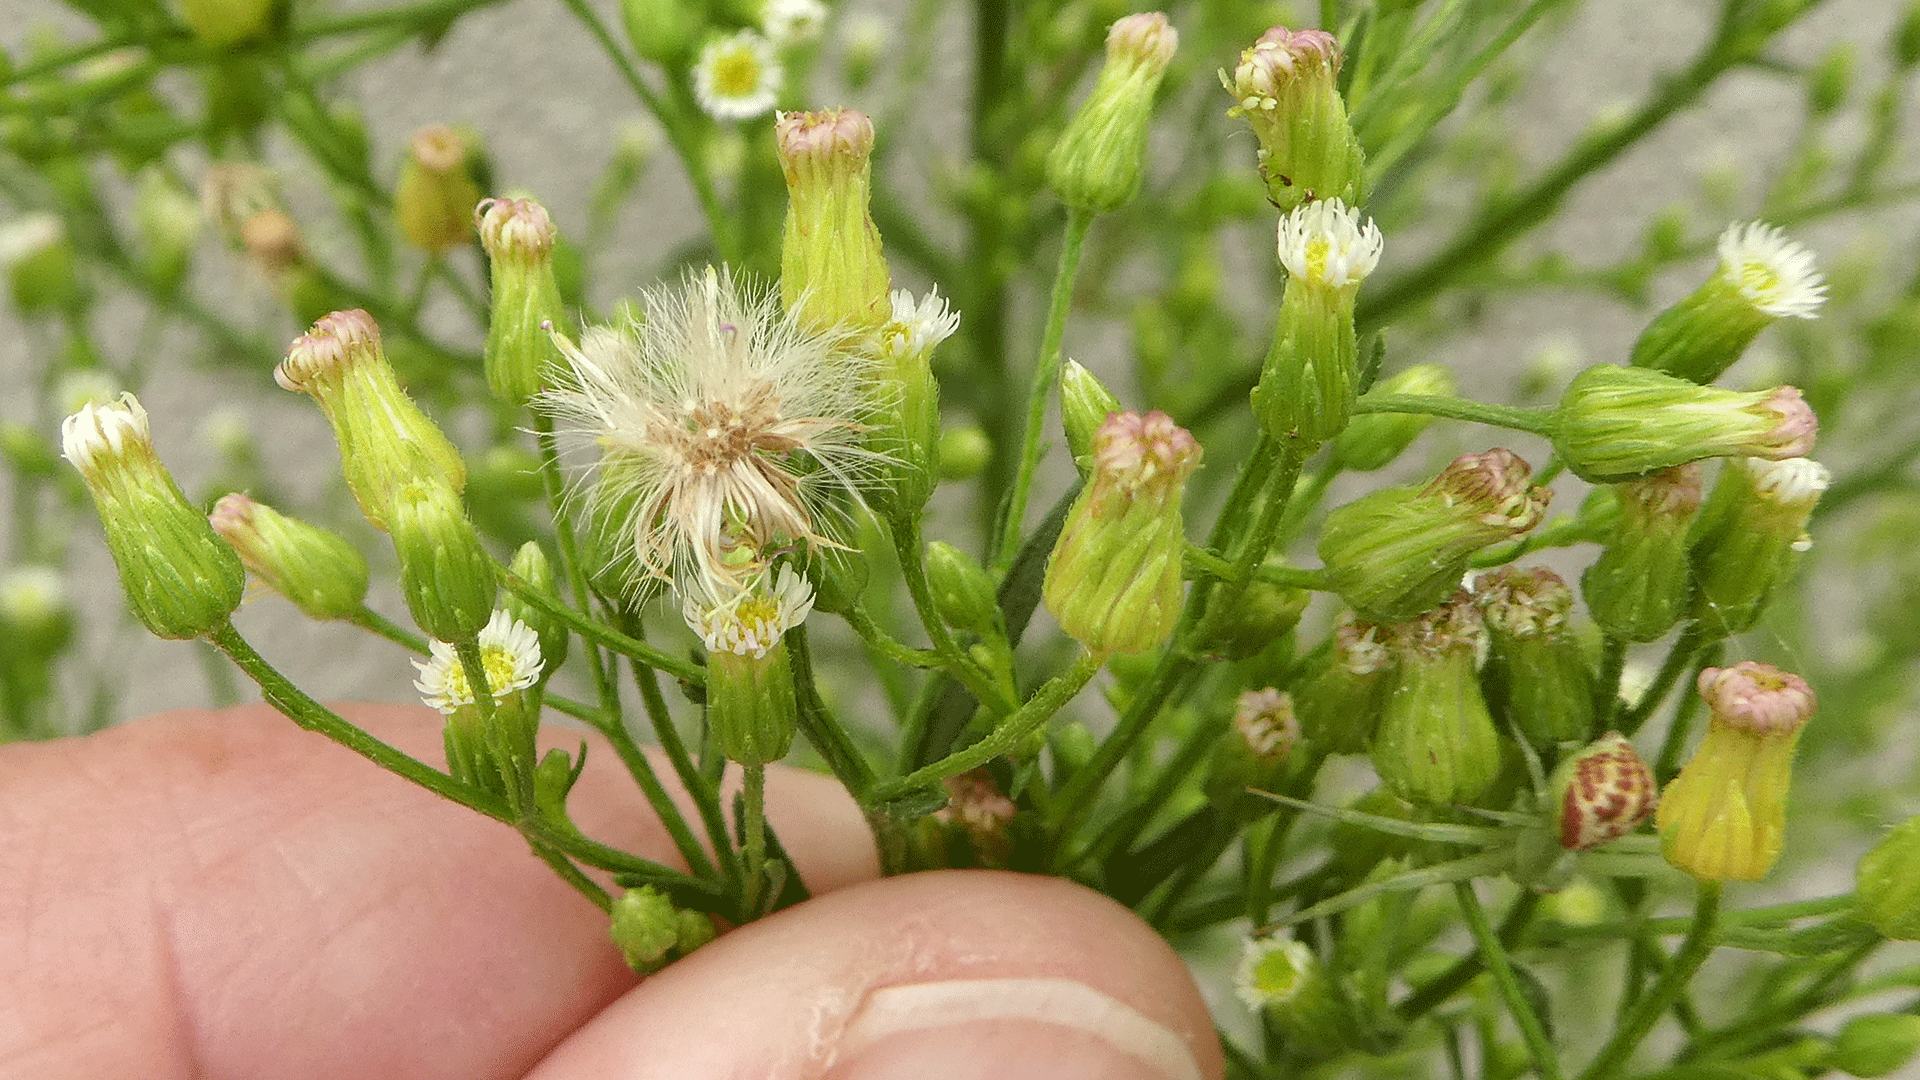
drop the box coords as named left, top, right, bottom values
left=828, top=977, right=1204, bottom=1080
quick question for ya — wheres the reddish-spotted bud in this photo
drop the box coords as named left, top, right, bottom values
left=1552, top=733, right=1657, bottom=851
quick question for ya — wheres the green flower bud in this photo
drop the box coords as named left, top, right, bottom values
left=1294, top=621, right=1391, bottom=754
left=609, top=886, right=714, bottom=974
left=1689, top=457, right=1828, bottom=639
left=776, top=109, right=890, bottom=335
left=1250, top=199, right=1383, bottom=449
left=1856, top=816, right=1920, bottom=940
left=0, top=213, right=85, bottom=316
left=177, top=0, right=278, bottom=47
left=1202, top=573, right=1308, bottom=660
left=936, top=425, right=992, bottom=482
left=1553, top=365, right=1818, bottom=483
left=620, top=0, right=703, bottom=64
left=275, top=309, right=467, bottom=531
left=1807, top=45, right=1854, bottom=115
left=133, top=168, right=200, bottom=298
left=395, top=126, right=482, bottom=253
left=1629, top=222, right=1825, bottom=384
left=1658, top=662, right=1815, bottom=881
left=1044, top=410, right=1201, bottom=654
left=209, top=493, right=369, bottom=621
left=1477, top=566, right=1595, bottom=747
left=1059, top=359, right=1123, bottom=473
left=1222, top=26, right=1367, bottom=211
left=1045, top=13, right=1178, bottom=213
left=1332, top=362, right=1456, bottom=471
left=238, top=208, right=306, bottom=280
left=0, top=566, right=74, bottom=663
left=1204, top=688, right=1300, bottom=823
left=925, top=541, right=1002, bottom=641
left=1832, top=1014, right=1920, bottom=1078
left=1582, top=464, right=1705, bottom=643
left=503, top=541, right=568, bottom=678
left=1235, top=936, right=1357, bottom=1059
left=1319, top=449, right=1550, bottom=623
left=1550, top=732, right=1657, bottom=851
left=1898, top=2, right=1920, bottom=68
left=62, top=394, right=244, bottom=640
left=389, top=480, right=498, bottom=642
left=683, top=567, right=812, bottom=764
left=1371, top=595, right=1503, bottom=806
left=476, top=197, right=566, bottom=406
left=872, top=287, right=958, bottom=519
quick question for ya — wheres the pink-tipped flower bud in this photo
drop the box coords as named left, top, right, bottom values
left=1205, top=688, right=1304, bottom=822
left=1478, top=566, right=1595, bottom=748
left=1295, top=620, right=1392, bottom=754
left=210, top=493, right=369, bottom=621
left=1046, top=13, right=1179, bottom=213
left=1583, top=463, right=1706, bottom=642
left=475, top=197, right=566, bottom=406
left=1689, top=456, right=1829, bottom=638
left=1554, top=365, right=1818, bottom=482
left=1371, top=594, right=1503, bottom=806
left=1222, top=27, right=1365, bottom=211
left=396, top=125, right=483, bottom=253
left=776, top=108, right=890, bottom=336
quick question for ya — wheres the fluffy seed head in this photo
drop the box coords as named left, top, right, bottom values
left=1716, top=221, right=1826, bottom=318
left=694, top=32, right=783, bottom=121
left=412, top=609, right=543, bottom=714
left=1276, top=198, right=1382, bottom=288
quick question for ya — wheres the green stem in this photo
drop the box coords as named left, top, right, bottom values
left=529, top=412, right=624, bottom=725
left=741, top=761, right=768, bottom=916
left=1182, top=544, right=1332, bottom=590
left=1620, top=627, right=1707, bottom=738
left=841, top=603, right=942, bottom=669
left=787, top=627, right=876, bottom=797
left=891, top=520, right=1017, bottom=715
left=499, top=571, right=703, bottom=684
left=1579, top=882, right=1723, bottom=1080
left=294, top=0, right=510, bottom=38
left=1595, top=635, right=1629, bottom=732
left=1399, top=891, right=1541, bottom=1021
left=992, top=208, right=1093, bottom=568
left=1352, top=392, right=1560, bottom=436
left=349, top=604, right=429, bottom=652
left=1456, top=881, right=1564, bottom=1080
left=626, top=652, right=739, bottom=890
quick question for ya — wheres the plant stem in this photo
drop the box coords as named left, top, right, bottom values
left=1619, top=627, right=1707, bottom=738
left=1579, top=882, right=1723, bottom=1080
left=1595, top=634, right=1628, bottom=732
left=1352, top=392, right=1560, bottom=436
left=500, top=570, right=703, bottom=684
left=1399, top=891, right=1542, bottom=1020
left=741, top=761, right=768, bottom=916
left=1457, top=881, right=1564, bottom=1080
left=891, top=519, right=1017, bottom=715
left=787, top=627, right=876, bottom=797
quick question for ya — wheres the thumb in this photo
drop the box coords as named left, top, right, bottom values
left=526, top=870, right=1222, bottom=1080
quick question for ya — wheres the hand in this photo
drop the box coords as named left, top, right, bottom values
left=1, top=704, right=1222, bottom=1080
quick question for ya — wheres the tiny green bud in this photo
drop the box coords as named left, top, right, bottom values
left=1856, top=816, right=1920, bottom=940
left=1250, top=199, right=1383, bottom=449
left=776, top=109, right=890, bottom=335
left=1045, top=13, right=1178, bottom=213
left=1222, top=27, right=1367, bottom=211
left=1554, top=365, right=1818, bottom=483
left=503, top=541, right=568, bottom=678
left=1059, top=359, right=1123, bottom=472
left=1658, top=662, right=1815, bottom=881
left=1204, top=688, right=1301, bottom=822
left=62, top=394, right=245, bottom=640
left=1629, top=222, right=1825, bottom=384
left=1477, top=566, right=1595, bottom=748
left=1582, top=464, right=1705, bottom=643
left=0, top=213, right=85, bottom=316
left=1832, top=1014, right=1920, bottom=1078
left=924, top=541, right=1002, bottom=641
left=1371, top=595, right=1503, bottom=806
left=0, top=566, right=74, bottom=662
left=620, top=0, right=703, bottom=64
left=389, top=480, right=498, bottom=642
left=872, top=287, right=959, bottom=519
left=476, top=197, right=566, bottom=406
left=609, top=886, right=712, bottom=974
left=1294, top=621, right=1391, bottom=754
left=395, top=126, right=482, bottom=253
left=133, top=168, right=200, bottom=298
left=1550, top=733, right=1657, bottom=851
left=936, top=425, right=992, bottom=482
left=683, top=567, right=812, bottom=765
left=177, top=0, right=278, bottom=47
left=209, top=493, right=369, bottom=621
left=275, top=309, right=467, bottom=531
left=1689, top=456, right=1828, bottom=639
left=1044, top=411, right=1201, bottom=654
left=1202, top=573, right=1308, bottom=660
left=1319, top=449, right=1550, bottom=622
left=1807, top=44, right=1854, bottom=115
left=1332, top=362, right=1456, bottom=471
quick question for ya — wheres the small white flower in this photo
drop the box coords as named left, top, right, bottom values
left=693, top=31, right=783, bottom=121
left=1232, top=688, right=1298, bottom=756
left=0, top=213, right=63, bottom=269
left=880, top=287, right=961, bottom=362
left=1716, top=221, right=1826, bottom=319
left=1742, top=455, right=1830, bottom=508
left=541, top=267, right=881, bottom=598
left=1234, top=935, right=1315, bottom=1011
left=682, top=564, right=814, bottom=659
left=61, top=393, right=151, bottom=477
left=761, top=0, right=828, bottom=47
left=411, top=609, right=543, bottom=714
left=1277, top=198, right=1382, bottom=288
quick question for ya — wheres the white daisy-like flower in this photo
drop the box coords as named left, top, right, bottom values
left=879, top=287, right=961, bottom=362
left=541, top=267, right=881, bottom=599
left=693, top=31, right=783, bottom=122
left=411, top=609, right=543, bottom=714
left=1715, top=221, right=1826, bottom=319
left=1234, top=935, right=1315, bottom=1011
left=682, top=564, right=814, bottom=659
left=1276, top=198, right=1383, bottom=288
left=761, top=0, right=828, bottom=47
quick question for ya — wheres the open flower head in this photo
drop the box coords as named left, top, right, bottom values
left=682, top=563, right=815, bottom=659
left=543, top=267, right=880, bottom=600
left=412, top=609, right=543, bottom=714
left=1716, top=221, right=1826, bottom=319
left=694, top=31, right=783, bottom=121
left=761, top=0, right=828, bottom=46
left=879, top=287, right=961, bottom=366
left=1276, top=198, right=1382, bottom=289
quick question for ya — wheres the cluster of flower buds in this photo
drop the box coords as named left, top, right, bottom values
left=1046, top=13, right=1179, bottom=214
left=1476, top=567, right=1594, bottom=749
left=1222, top=27, right=1367, bottom=211
left=1250, top=198, right=1382, bottom=449
left=1582, top=463, right=1704, bottom=643
left=608, top=885, right=716, bottom=974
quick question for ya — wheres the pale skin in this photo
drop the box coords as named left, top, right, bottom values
left=0, top=704, right=1224, bottom=1080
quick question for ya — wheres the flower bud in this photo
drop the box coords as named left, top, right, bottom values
left=1250, top=199, right=1383, bottom=448
left=924, top=541, right=1002, bottom=641
left=619, top=0, right=703, bottom=63
left=1582, top=464, right=1705, bottom=642
left=1550, top=733, right=1657, bottom=851
left=502, top=541, right=568, bottom=679
left=0, top=213, right=85, bottom=316
left=395, top=126, right=482, bottom=253
left=776, top=109, right=890, bottom=335
left=1204, top=688, right=1301, bottom=822
left=1332, top=362, right=1457, bottom=471
left=0, top=566, right=74, bottom=663
left=1319, top=449, right=1549, bottom=622
left=177, top=0, right=278, bottom=47
left=476, top=197, right=566, bottom=406
left=1553, top=365, right=1818, bottom=483
left=239, top=208, right=305, bottom=278
left=1832, top=1014, right=1920, bottom=1078
left=916, top=769, right=1020, bottom=869
left=936, top=425, right=991, bottom=482
left=872, top=287, right=959, bottom=519
left=1201, top=573, right=1308, bottom=660
left=1477, top=566, right=1595, bottom=748
left=62, top=395, right=245, bottom=640
left=1235, top=936, right=1356, bottom=1058
left=1855, top=816, right=1920, bottom=940
left=1630, top=222, right=1826, bottom=384
left=1294, top=620, right=1391, bottom=754
left=609, top=886, right=715, bottom=974
left=1689, top=456, right=1828, bottom=639
left=1222, top=26, right=1367, bottom=211
left=275, top=309, right=467, bottom=531
left=1045, top=13, right=1178, bottom=213
left=1899, top=2, right=1920, bottom=68
left=209, top=493, right=369, bottom=621
left=1658, top=662, right=1815, bottom=881
left=683, top=567, right=813, bottom=764
left=389, top=480, right=498, bottom=642
left=1371, top=594, right=1503, bottom=806
left=133, top=167, right=200, bottom=298
left=1043, top=411, right=1200, bottom=654
left=1059, top=359, right=1123, bottom=473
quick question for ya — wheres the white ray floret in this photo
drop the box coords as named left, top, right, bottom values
left=682, top=564, right=815, bottom=659
left=1276, top=198, right=1383, bottom=288
left=412, top=609, right=543, bottom=714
